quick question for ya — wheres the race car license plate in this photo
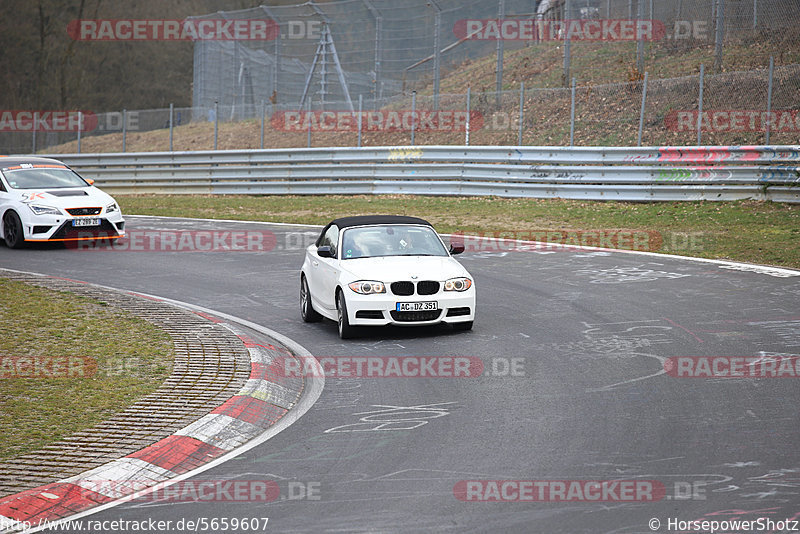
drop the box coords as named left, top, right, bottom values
left=396, top=301, right=438, bottom=312
left=72, top=218, right=100, bottom=227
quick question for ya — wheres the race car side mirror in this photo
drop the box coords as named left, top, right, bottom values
left=450, top=243, right=465, bottom=255
left=317, top=245, right=334, bottom=258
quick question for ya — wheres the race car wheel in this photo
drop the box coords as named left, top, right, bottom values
left=3, top=211, right=24, bottom=249
left=301, top=275, right=322, bottom=323
left=337, top=290, right=356, bottom=339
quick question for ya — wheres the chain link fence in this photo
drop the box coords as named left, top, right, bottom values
left=2, top=0, right=798, bottom=154
left=187, top=0, right=538, bottom=113
left=184, top=0, right=799, bottom=112
left=6, top=62, right=794, bottom=154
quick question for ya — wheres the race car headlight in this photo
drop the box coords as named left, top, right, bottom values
left=348, top=281, right=386, bottom=294
left=28, top=204, right=61, bottom=216
left=106, top=202, right=119, bottom=213
left=444, top=277, right=472, bottom=292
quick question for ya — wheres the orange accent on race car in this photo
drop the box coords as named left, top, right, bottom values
left=2, top=164, right=67, bottom=170
left=25, top=234, right=124, bottom=243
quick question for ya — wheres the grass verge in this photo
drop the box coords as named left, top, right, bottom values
left=118, top=195, right=800, bottom=269
left=0, top=278, right=173, bottom=460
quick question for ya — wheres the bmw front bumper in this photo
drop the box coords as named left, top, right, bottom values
left=344, top=288, right=476, bottom=327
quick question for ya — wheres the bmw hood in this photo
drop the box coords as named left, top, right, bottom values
left=340, top=255, right=470, bottom=282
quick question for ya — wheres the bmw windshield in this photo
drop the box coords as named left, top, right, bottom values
left=341, top=224, right=449, bottom=259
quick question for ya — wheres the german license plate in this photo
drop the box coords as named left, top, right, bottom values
left=396, top=301, right=438, bottom=312
left=72, top=218, right=100, bottom=227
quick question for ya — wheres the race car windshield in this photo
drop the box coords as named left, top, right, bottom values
left=341, top=225, right=449, bottom=259
left=2, top=167, right=89, bottom=189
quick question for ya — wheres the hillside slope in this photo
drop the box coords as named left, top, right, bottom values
left=44, top=35, right=800, bottom=153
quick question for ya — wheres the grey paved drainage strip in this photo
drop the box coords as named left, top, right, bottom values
left=0, top=271, right=252, bottom=498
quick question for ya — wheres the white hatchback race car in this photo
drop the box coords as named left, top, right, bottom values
left=0, top=157, right=125, bottom=248
left=300, top=215, right=475, bottom=339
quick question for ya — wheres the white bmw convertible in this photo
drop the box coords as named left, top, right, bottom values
left=0, top=156, right=125, bottom=248
left=300, top=215, right=475, bottom=339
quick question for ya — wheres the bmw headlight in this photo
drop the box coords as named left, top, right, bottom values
left=348, top=281, right=386, bottom=294
left=28, top=204, right=61, bottom=216
left=444, top=277, right=472, bottom=292
left=106, top=202, right=119, bottom=213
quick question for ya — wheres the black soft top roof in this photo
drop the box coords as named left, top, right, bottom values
left=316, top=215, right=434, bottom=246
left=331, top=215, right=433, bottom=229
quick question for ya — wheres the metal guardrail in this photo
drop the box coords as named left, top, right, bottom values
left=43, top=145, right=800, bottom=202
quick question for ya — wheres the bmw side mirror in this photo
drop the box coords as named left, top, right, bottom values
left=450, top=243, right=465, bottom=255
left=317, top=245, right=334, bottom=258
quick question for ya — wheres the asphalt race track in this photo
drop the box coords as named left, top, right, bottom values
left=2, top=215, right=799, bottom=534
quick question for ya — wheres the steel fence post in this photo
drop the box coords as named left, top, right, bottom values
left=465, top=87, right=471, bottom=146
left=637, top=0, right=645, bottom=74
left=32, top=112, right=37, bottom=154
left=570, top=77, right=576, bottom=146
left=357, top=94, right=363, bottom=148
left=518, top=82, right=524, bottom=146
left=169, top=103, right=174, bottom=151
left=496, top=0, right=505, bottom=108
left=638, top=72, right=649, bottom=147
left=307, top=97, right=312, bottom=149
left=429, top=1, right=442, bottom=111
left=411, top=91, right=417, bottom=146
left=563, top=0, right=572, bottom=86
left=362, top=1, right=383, bottom=109
left=765, top=56, right=774, bottom=145
left=714, top=0, right=725, bottom=71
left=260, top=100, right=266, bottom=150
left=697, top=64, right=705, bottom=146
